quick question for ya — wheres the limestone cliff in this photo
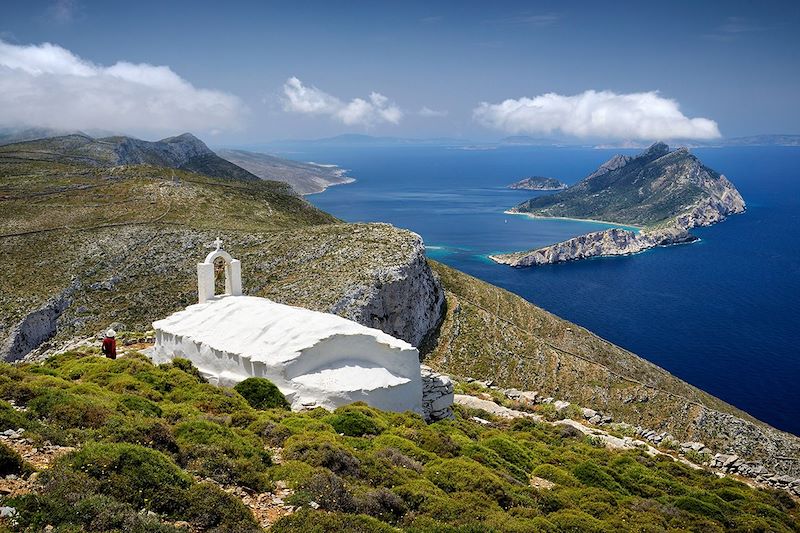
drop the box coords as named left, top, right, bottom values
left=490, top=227, right=697, bottom=267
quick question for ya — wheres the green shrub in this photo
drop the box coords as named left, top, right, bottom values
left=0, top=400, right=29, bottom=431
left=573, top=461, right=625, bottom=493
left=328, top=410, right=382, bottom=437
left=97, top=415, right=178, bottom=454
left=272, top=507, right=398, bottom=533
left=547, top=509, right=611, bottom=532
left=28, top=388, right=112, bottom=429
left=532, top=463, right=580, bottom=487
left=462, top=442, right=529, bottom=482
left=234, top=377, right=290, bottom=410
left=671, top=495, right=726, bottom=523
left=167, top=357, right=206, bottom=383
left=391, top=478, right=447, bottom=510
left=283, top=432, right=361, bottom=477
left=184, top=482, right=260, bottom=531
left=372, top=434, right=434, bottom=463
left=174, top=419, right=272, bottom=490
left=117, top=394, right=162, bottom=417
left=424, top=457, right=514, bottom=507
left=0, top=440, right=28, bottom=476
left=58, top=441, right=191, bottom=513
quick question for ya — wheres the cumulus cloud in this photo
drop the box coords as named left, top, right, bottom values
left=282, top=77, right=402, bottom=126
left=419, top=106, right=448, bottom=118
left=0, top=39, right=244, bottom=135
left=473, top=90, right=721, bottom=140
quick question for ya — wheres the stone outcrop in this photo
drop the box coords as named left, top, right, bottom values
left=421, top=366, right=454, bottom=421
left=331, top=231, right=444, bottom=347
left=490, top=226, right=697, bottom=267
left=457, top=379, right=800, bottom=496
left=1, top=280, right=78, bottom=362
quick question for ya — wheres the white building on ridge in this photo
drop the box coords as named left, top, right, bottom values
left=149, top=241, right=423, bottom=413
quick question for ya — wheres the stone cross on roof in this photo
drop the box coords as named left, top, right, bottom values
left=213, top=237, right=223, bottom=250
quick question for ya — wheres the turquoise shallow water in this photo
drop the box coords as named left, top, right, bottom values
left=284, top=144, right=800, bottom=435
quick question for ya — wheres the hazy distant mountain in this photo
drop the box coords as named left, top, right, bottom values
left=0, top=133, right=260, bottom=182
left=262, top=134, right=474, bottom=148
left=722, top=134, right=800, bottom=147
left=217, top=149, right=354, bottom=194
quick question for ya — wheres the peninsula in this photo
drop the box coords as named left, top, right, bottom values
left=491, top=142, right=746, bottom=266
left=507, top=176, right=567, bottom=191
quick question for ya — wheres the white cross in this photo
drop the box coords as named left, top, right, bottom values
left=213, top=237, right=223, bottom=250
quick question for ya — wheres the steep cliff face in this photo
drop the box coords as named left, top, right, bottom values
left=490, top=227, right=697, bottom=267
left=330, top=231, right=444, bottom=347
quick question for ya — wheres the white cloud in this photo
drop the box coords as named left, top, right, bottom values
left=419, top=106, right=448, bottom=118
left=0, top=39, right=244, bottom=135
left=473, top=90, right=721, bottom=140
left=282, top=77, right=402, bottom=126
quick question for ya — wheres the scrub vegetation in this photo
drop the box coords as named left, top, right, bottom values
left=0, top=351, right=797, bottom=532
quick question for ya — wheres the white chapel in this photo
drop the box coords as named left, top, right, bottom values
left=149, top=241, right=423, bottom=413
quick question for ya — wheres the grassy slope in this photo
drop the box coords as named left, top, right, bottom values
left=0, top=158, right=425, bottom=354
left=1, top=351, right=797, bottom=532
left=424, top=262, right=800, bottom=468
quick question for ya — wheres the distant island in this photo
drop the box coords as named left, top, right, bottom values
left=507, top=176, right=567, bottom=191
left=217, top=148, right=354, bottom=195
left=491, top=142, right=746, bottom=267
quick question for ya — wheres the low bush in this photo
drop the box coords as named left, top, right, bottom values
left=424, top=457, right=516, bottom=507
left=283, top=433, right=361, bottom=477
left=58, top=441, right=191, bottom=513
left=174, top=419, right=272, bottom=490
left=97, top=415, right=178, bottom=454
left=0, top=440, right=29, bottom=476
left=573, top=460, right=625, bottom=493
left=117, top=394, right=162, bottom=417
left=328, top=410, right=382, bottom=437
left=272, top=507, right=398, bottom=533
left=234, top=377, right=290, bottom=410
left=184, top=482, right=260, bottom=531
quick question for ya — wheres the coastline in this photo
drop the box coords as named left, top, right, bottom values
left=504, top=209, right=643, bottom=231
left=302, top=176, right=356, bottom=196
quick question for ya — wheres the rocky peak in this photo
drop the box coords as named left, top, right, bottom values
left=586, top=154, right=632, bottom=180
left=640, top=141, right=670, bottom=160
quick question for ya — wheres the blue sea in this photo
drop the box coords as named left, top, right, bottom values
left=279, top=144, right=799, bottom=435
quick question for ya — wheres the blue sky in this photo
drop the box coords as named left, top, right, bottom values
left=1, top=0, right=798, bottom=143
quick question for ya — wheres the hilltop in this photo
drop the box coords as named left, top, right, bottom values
left=492, top=143, right=746, bottom=266
left=217, top=148, right=355, bottom=195
left=0, top=133, right=260, bottom=183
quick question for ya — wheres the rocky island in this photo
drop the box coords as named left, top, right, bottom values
left=507, top=176, right=567, bottom=190
left=491, top=142, right=746, bottom=267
